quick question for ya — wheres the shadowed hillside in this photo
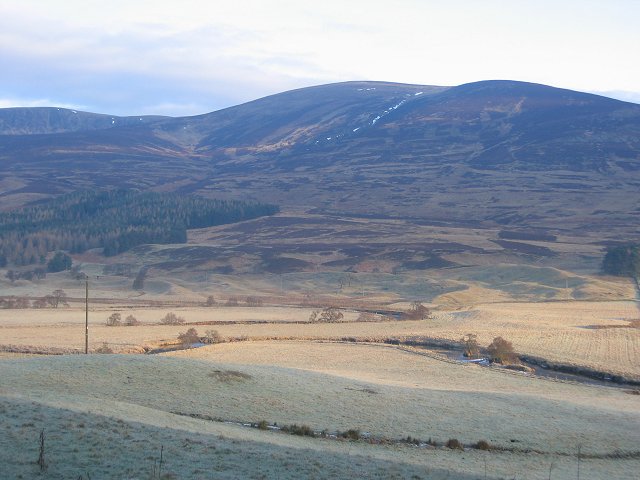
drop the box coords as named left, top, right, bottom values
left=1, top=80, right=639, bottom=236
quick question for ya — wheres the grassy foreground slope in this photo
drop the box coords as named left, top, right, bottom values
left=1, top=347, right=639, bottom=479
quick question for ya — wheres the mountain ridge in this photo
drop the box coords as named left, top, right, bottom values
left=1, top=80, right=637, bottom=138
left=1, top=80, right=639, bottom=237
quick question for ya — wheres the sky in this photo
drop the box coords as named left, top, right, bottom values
left=1, top=0, right=639, bottom=116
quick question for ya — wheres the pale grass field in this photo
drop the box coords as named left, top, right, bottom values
left=1, top=300, right=638, bottom=378
left=1, top=347, right=639, bottom=479
left=0, top=305, right=335, bottom=327
left=427, top=301, right=640, bottom=379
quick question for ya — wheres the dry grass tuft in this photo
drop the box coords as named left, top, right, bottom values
left=474, top=440, right=492, bottom=451
left=446, top=438, right=464, bottom=450
left=207, top=369, right=252, bottom=382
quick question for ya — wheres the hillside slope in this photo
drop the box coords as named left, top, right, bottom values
left=1, top=80, right=639, bottom=235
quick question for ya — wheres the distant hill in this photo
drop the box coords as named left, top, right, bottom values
left=1, top=80, right=639, bottom=236
left=0, top=107, right=166, bottom=135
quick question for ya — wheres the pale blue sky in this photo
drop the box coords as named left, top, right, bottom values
left=1, top=0, right=639, bottom=116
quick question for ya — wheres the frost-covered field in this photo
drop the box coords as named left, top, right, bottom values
left=1, top=346, right=639, bottom=479
left=1, top=300, right=638, bottom=379
left=1, top=293, right=639, bottom=479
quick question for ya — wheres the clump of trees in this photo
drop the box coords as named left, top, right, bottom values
left=402, top=301, right=430, bottom=320
left=225, top=296, right=239, bottom=307
left=160, top=312, right=185, bottom=325
left=1, top=290, right=72, bottom=309
left=245, top=296, right=263, bottom=307
left=309, top=307, right=344, bottom=323
left=32, top=289, right=69, bottom=308
left=132, top=267, right=148, bottom=291
left=0, top=296, right=30, bottom=309
left=459, top=334, right=518, bottom=364
left=5, top=268, right=47, bottom=283
left=47, top=252, right=72, bottom=273
left=0, top=189, right=279, bottom=266
left=177, top=327, right=200, bottom=346
left=106, top=313, right=122, bottom=326
left=105, top=312, right=140, bottom=326
left=602, top=244, right=640, bottom=277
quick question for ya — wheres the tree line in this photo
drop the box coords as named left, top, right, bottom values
left=602, top=244, right=640, bottom=278
left=0, top=189, right=278, bottom=266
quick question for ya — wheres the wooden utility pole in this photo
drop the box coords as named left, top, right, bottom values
left=85, top=276, right=89, bottom=354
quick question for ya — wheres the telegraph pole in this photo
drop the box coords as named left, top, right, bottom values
left=85, top=276, right=89, bottom=354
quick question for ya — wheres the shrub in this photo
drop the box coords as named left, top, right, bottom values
left=257, top=420, right=269, bottom=430
left=160, top=312, right=185, bottom=325
left=445, top=438, right=463, bottom=450
left=282, top=424, right=315, bottom=437
left=177, top=328, right=200, bottom=345
left=474, top=440, right=492, bottom=451
left=340, top=429, right=361, bottom=440
left=487, top=336, right=518, bottom=364
left=404, top=436, right=421, bottom=445
left=95, top=343, right=113, bottom=354
left=204, top=329, right=222, bottom=344
left=310, top=307, right=344, bottom=323
left=124, top=314, right=140, bottom=326
left=225, top=296, right=239, bottom=307
left=106, top=312, right=122, bottom=326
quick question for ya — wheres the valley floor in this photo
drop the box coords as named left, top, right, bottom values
left=1, top=290, right=639, bottom=479
left=1, top=337, right=639, bottom=479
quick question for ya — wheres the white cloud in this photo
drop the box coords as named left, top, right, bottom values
left=0, top=98, right=86, bottom=110
left=1, top=1, right=639, bottom=115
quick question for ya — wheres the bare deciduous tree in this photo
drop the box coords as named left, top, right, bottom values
left=461, top=333, right=480, bottom=358
left=225, top=296, right=239, bottom=307
left=178, top=327, right=200, bottom=346
left=487, top=336, right=517, bottom=364
left=245, top=296, right=263, bottom=307
left=160, top=312, right=185, bottom=325
left=106, top=312, right=122, bottom=326
left=204, top=329, right=222, bottom=344
left=48, top=289, right=69, bottom=308
left=205, top=295, right=217, bottom=307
